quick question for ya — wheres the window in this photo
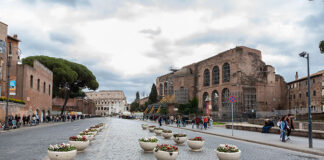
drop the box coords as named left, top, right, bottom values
left=306, top=92, right=308, bottom=97
left=164, top=82, right=168, bottom=95
left=313, top=90, right=316, bottom=96
left=299, top=93, right=302, bottom=99
left=202, top=92, right=209, bottom=109
left=212, top=66, right=220, bottom=85
left=222, top=88, right=231, bottom=108
left=30, top=75, right=33, bottom=88
left=293, top=94, right=295, bottom=99
left=43, top=82, right=46, bottom=93
left=212, top=90, right=219, bottom=111
left=49, top=84, right=51, bottom=95
left=159, top=83, right=163, bottom=96
left=222, top=63, right=230, bottom=83
left=313, top=79, right=315, bottom=83
left=37, top=79, right=40, bottom=91
left=203, top=69, right=210, bottom=86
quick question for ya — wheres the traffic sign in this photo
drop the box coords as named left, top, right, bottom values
left=229, top=96, right=236, bottom=103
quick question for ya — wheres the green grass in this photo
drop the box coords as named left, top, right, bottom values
left=213, top=122, right=226, bottom=125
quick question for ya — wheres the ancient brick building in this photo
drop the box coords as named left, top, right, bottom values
left=156, top=46, right=288, bottom=119
left=52, top=97, right=96, bottom=116
left=0, top=21, right=53, bottom=122
left=288, top=71, right=324, bottom=114
left=86, top=90, right=128, bottom=116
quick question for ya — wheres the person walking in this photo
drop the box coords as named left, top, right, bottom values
left=203, top=116, right=208, bottom=130
left=286, top=114, right=294, bottom=140
left=280, top=116, right=288, bottom=142
left=158, top=116, right=162, bottom=126
left=191, top=118, right=195, bottom=129
left=209, top=117, right=213, bottom=128
left=195, top=117, right=200, bottom=129
left=176, top=116, right=181, bottom=127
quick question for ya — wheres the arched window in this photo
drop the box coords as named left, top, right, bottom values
left=169, top=83, right=174, bottom=95
left=159, top=83, right=163, bottom=96
left=164, top=82, right=168, bottom=95
left=222, top=88, right=230, bottom=108
left=37, top=79, right=40, bottom=91
left=30, top=75, right=33, bottom=88
left=223, top=63, right=230, bottom=83
left=203, top=69, right=210, bottom=86
left=212, top=90, right=219, bottom=111
left=212, top=66, right=220, bottom=84
left=202, top=92, right=209, bottom=109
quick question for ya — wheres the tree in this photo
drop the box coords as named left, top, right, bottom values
left=177, top=97, right=199, bottom=115
left=148, top=84, right=158, bottom=104
left=130, top=91, right=140, bottom=112
left=320, top=40, right=324, bottom=54
left=22, top=56, right=99, bottom=115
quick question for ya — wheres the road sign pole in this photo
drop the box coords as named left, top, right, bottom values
left=232, top=102, right=234, bottom=136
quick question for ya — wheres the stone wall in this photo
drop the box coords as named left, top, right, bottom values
left=0, top=101, right=26, bottom=122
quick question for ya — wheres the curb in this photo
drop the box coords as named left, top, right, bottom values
left=169, top=126, right=324, bottom=157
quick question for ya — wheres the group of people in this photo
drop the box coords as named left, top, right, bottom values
left=1, top=113, right=85, bottom=130
left=192, top=116, right=213, bottom=130
left=278, top=114, right=295, bottom=142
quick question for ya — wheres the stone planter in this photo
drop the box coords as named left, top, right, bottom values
left=154, top=149, right=179, bottom=160
left=88, top=131, right=97, bottom=135
left=149, top=127, right=155, bottom=132
left=187, top=140, right=204, bottom=151
left=155, top=129, right=163, bottom=136
left=68, top=140, right=90, bottom=151
left=173, top=136, right=187, bottom=145
left=216, top=150, right=241, bottom=160
left=139, top=141, right=158, bottom=152
left=48, top=150, right=77, bottom=160
left=79, top=135, right=94, bottom=141
left=162, top=132, right=173, bottom=139
left=142, top=125, right=148, bottom=130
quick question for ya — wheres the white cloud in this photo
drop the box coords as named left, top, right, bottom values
left=1, top=0, right=324, bottom=101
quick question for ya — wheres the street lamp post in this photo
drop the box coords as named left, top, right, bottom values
left=299, top=51, right=313, bottom=148
left=3, top=43, right=12, bottom=130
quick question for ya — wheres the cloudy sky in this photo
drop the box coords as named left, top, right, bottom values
left=0, top=0, right=323, bottom=102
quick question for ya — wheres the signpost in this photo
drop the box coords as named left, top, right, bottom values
left=229, top=96, right=236, bottom=136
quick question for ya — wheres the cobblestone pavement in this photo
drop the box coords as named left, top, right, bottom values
left=0, top=117, right=323, bottom=160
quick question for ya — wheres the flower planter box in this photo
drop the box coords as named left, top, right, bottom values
left=79, top=135, right=94, bottom=141
left=139, top=141, right=158, bottom=152
left=48, top=150, right=77, bottom=160
left=142, top=125, right=148, bottom=130
left=187, top=140, right=204, bottom=151
left=155, top=129, right=163, bottom=136
left=173, top=137, right=187, bottom=145
left=68, top=140, right=90, bottom=151
left=149, top=127, right=155, bottom=132
left=162, top=133, right=173, bottom=139
left=216, top=150, right=241, bottom=160
left=154, top=149, right=179, bottom=160
left=88, top=131, right=97, bottom=135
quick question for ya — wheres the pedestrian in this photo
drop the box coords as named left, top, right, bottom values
left=286, top=114, right=294, bottom=140
left=176, top=116, right=181, bottom=127
left=195, top=117, right=200, bottom=129
left=280, top=116, right=288, bottom=142
left=22, top=115, right=26, bottom=126
left=209, top=117, right=213, bottom=128
left=191, top=118, right=195, bottom=129
left=262, top=119, right=274, bottom=133
left=203, top=116, right=208, bottom=130
left=36, top=114, right=39, bottom=125
left=158, top=117, right=162, bottom=126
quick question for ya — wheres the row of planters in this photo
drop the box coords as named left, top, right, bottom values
left=141, top=124, right=241, bottom=160
left=47, top=123, right=105, bottom=160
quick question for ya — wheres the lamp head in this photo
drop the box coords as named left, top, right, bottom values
left=299, top=52, right=307, bottom=58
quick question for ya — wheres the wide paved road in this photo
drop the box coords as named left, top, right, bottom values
left=0, top=117, right=323, bottom=160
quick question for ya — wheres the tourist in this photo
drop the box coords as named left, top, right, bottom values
left=209, top=117, right=213, bottom=128
left=195, top=117, right=200, bottom=129
left=286, top=114, right=295, bottom=140
left=22, top=115, right=26, bottom=126
left=262, top=119, right=274, bottom=133
left=280, top=116, right=288, bottom=142
left=176, top=116, right=181, bottom=127
left=191, top=118, right=195, bottom=129
left=158, top=116, right=162, bottom=126
left=203, top=116, right=208, bottom=130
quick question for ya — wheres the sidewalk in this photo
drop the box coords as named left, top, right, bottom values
left=0, top=121, right=76, bottom=134
left=144, top=120, right=324, bottom=157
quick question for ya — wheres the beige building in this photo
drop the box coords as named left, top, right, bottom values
left=86, top=90, right=128, bottom=116
left=156, top=46, right=288, bottom=119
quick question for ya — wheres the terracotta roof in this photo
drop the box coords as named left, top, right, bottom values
left=7, top=35, right=21, bottom=42
left=288, top=70, right=324, bottom=84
